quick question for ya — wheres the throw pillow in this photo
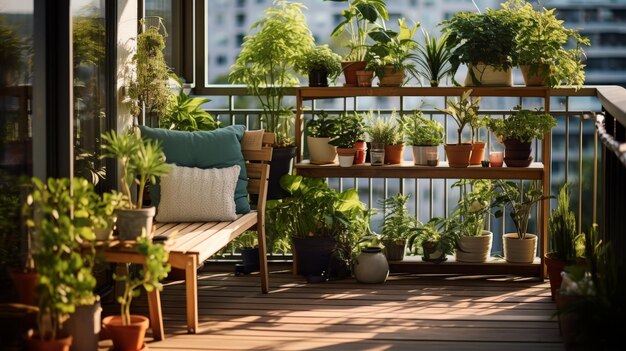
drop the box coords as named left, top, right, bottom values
left=156, top=164, right=240, bottom=222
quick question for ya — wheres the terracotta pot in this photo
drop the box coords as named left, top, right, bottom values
left=355, top=70, right=374, bottom=87
left=503, top=233, right=537, bottom=264
left=9, top=269, right=38, bottom=306
left=444, top=143, right=472, bottom=168
left=521, top=64, right=549, bottom=86
left=469, top=141, right=486, bottom=165
left=308, top=69, right=329, bottom=87
left=102, top=315, right=149, bottom=351
left=383, top=239, right=407, bottom=261
left=456, top=230, right=493, bottom=263
left=27, top=333, right=72, bottom=351
left=544, top=254, right=566, bottom=301
left=504, top=138, right=532, bottom=167
left=307, top=136, right=337, bottom=165
left=384, top=144, right=405, bottom=164
left=342, top=61, right=367, bottom=86
left=412, top=145, right=438, bottom=166
left=336, top=147, right=356, bottom=167
left=464, top=63, right=513, bottom=86
left=379, top=66, right=404, bottom=87
left=353, top=141, right=368, bottom=164
left=115, top=207, right=156, bottom=241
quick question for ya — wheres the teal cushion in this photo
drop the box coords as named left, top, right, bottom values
left=139, top=125, right=250, bottom=214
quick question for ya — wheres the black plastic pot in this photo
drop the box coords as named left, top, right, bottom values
left=238, top=247, right=260, bottom=274
left=504, top=138, right=532, bottom=161
left=292, top=236, right=337, bottom=278
left=267, top=146, right=297, bottom=200
left=308, top=69, right=329, bottom=87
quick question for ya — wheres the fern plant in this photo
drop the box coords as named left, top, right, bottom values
left=365, top=112, right=404, bottom=145
left=379, top=193, right=417, bottom=243
left=549, top=185, right=580, bottom=262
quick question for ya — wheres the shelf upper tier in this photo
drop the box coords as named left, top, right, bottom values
left=295, top=161, right=544, bottom=180
left=296, top=86, right=553, bottom=100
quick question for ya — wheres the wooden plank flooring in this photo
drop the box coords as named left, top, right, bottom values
left=100, top=270, right=564, bottom=350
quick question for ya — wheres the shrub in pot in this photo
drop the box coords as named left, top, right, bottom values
left=494, top=180, right=552, bottom=264
left=295, top=44, right=342, bottom=87
left=102, top=237, right=170, bottom=351
left=485, top=106, right=556, bottom=167
left=442, top=8, right=519, bottom=86
left=306, top=111, right=340, bottom=165
left=329, top=112, right=365, bottom=168
left=329, top=0, right=388, bottom=86
left=503, top=0, right=590, bottom=89
left=415, top=30, right=454, bottom=87
left=398, top=109, right=444, bottom=165
left=408, top=217, right=457, bottom=263
left=24, top=178, right=101, bottom=350
left=437, top=89, right=479, bottom=168
left=160, top=75, right=221, bottom=131
left=364, top=112, right=405, bottom=164
left=102, top=130, right=172, bottom=240
left=365, top=18, right=419, bottom=87
left=378, top=193, right=417, bottom=261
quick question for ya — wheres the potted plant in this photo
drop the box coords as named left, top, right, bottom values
left=328, top=0, right=389, bottom=86
left=437, top=89, right=480, bottom=168
left=160, top=75, right=220, bottom=131
left=504, top=1, right=590, bottom=89
left=408, top=217, right=457, bottom=263
left=494, top=180, right=551, bottom=264
left=24, top=178, right=100, bottom=350
left=546, top=184, right=583, bottom=301
left=329, top=112, right=365, bottom=167
left=364, top=112, right=404, bottom=164
left=229, top=0, right=315, bottom=199
left=102, top=236, right=170, bottom=351
left=126, top=19, right=172, bottom=125
left=295, top=44, right=342, bottom=87
left=485, top=106, right=556, bottom=167
left=415, top=30, right=454, bottom=87
left=398, top=109, right=444, bottom=165
left=101, top=130, right=172, bottom=240
left=93, top=191, right=129, bottom=241
left=231, top=230, right=260, bottom=275
left=365, top=18, right=419, bottom=87
left=442, top=8, right=519, bottom=86
left=378, top=193, right=417, bottom=261
left=267, top=175, right=371, bottom=280
left=306, top=111, right=340, bottom=164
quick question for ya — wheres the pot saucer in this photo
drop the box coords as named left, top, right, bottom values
left=504, top=156, right=533, bottom=167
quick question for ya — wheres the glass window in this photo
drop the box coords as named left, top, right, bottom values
left=236, top=13, right=246, bottom=27
left=145, top=0, right=174, bottom=67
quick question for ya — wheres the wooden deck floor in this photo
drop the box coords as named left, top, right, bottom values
left=101, top=269, right=564, bottom=350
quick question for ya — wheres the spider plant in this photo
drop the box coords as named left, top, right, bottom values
left=416, top=30, right=454, bottom=87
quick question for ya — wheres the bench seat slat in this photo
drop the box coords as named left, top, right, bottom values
left=164, top=221, right=230, bottom=253
left=195, top=211, right=258, bottom=262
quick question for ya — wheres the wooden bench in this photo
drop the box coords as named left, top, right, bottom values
left=153, top=131, right=274, bottom=334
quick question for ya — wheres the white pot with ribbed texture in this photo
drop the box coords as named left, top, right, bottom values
left=456, top=230, right=493, bottom=263
left=307, top=136, right=337, bottom=164
left=464, top=63, right=513, bottom=87
left=503, top=233, right=537, bottom=264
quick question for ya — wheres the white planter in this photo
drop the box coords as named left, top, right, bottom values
left=307, top=136, right=337, bottom=165
left=456, top=230, right=493, bottom=263
left=338, top=155, right=354, bottom=167
left=464, top=63, right=513, bottom=87
left=354, top=247, right=389, bottom=284
left=412, top=145, right=438, bottom=166
left=503, top=233, right=537, bottom=264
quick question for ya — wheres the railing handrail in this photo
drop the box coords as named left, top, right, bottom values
left=596, top=85, right=626, bottom=127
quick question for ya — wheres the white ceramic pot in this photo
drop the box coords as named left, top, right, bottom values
left=464, top=63, right=513, bottom=87
left=338, top=155, right=354, bottom=167
left=456, top=230, right=493, bottom=263
left=354, top=247, right=389, bottom=283
left=307, top=136, right=337, bottom=165
left=412, top=145, right=438, bottom=166
left=503, top=233, right=537, bottom=264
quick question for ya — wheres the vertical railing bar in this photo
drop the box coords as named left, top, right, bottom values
left=444, top=95, right=449, bottom=217
left=593, top=113, right=599, bottom=224
left=578, top=114, right=584, bottom=234
left=368, top=178, right=373, bottom=213
left=415, top=178, right=419, bottom=220
left=565, top=96, right=570, bottom=183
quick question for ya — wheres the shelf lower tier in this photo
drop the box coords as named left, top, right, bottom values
left=388, top=256, right=543, bottom=277
left=295, top=160, right=544, bottom=180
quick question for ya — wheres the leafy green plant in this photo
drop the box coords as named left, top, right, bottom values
left=101, top=130, right=172, bottom=209
left=415, top=30, right=454, bottom=87
left=229, top=1, right=315, bottom=146
left=408, top=217, right=458, bottom=256
left=398, top=110, right=444, bottom=146
left=307, top=111, right=340, bottom=138
left=503, top=0, right=590, bottom=89
left=114, top=236, right=170, bottom=325
left=328, top=0, right=389, bottom=61
left=0, top=16, right=26, bottom=86
left=549, top=184, right=582, bottom=262
left=442, top=8, right=520, bottom=85
left=379, top=193, right=417, bottom=243
left=437, top=89, right=480, bottom=144
left=295, top=44, right=342, bottom=79
left=451, top=179, right=506, bottom=238
left=92, top=191, right=130, bottom=233
left=365, top=18, right=419, bottom=80
left=494, top=180, right=552, bottom=240
left=126, top=19, right=172, bottom=120
left=364, top=111, right=403, bottom=145
left=161, top=76, right=220, bottom=131
left=485, top=106, right=557, bottom=143
left=25, top=178, right=99, bottom=341
left=329, top=112, right=365, bottom=148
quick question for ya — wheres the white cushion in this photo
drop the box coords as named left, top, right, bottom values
left=156, top=164, right=241, bottom=222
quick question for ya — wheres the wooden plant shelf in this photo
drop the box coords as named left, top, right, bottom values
left=295, top=160, right=544, bottom=180
left=388, top=256, right=542, bottom=276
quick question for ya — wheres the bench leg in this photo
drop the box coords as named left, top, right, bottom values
left=185, top=255, right=198, bottom=333
left=146, top=268, right=165, bottom=341
left=257, top=223, right=269, bottom=294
